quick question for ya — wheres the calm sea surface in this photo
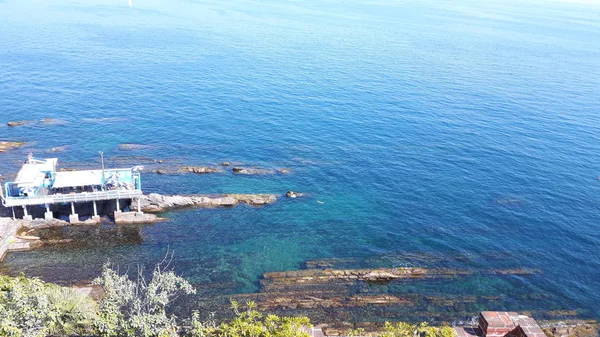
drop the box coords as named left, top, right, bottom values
left=1, top=0, right=600, bottom=324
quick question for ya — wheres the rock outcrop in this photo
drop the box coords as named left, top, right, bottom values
left=179, top=166, right=221, bottom=174
left=0, top=141, right=25, bottom=152
left=232, top=167, right=275, bottom=175
left=7, top=121, right=27, bottom=127
left=134, top=193, right=277, bottom=212
left=543, top=321, right=598, bottom=337
left=285, top=191, right=306, bottom=198
left=114, top=211, right=165, bottom=224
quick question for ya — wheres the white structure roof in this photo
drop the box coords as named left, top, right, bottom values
left=14, top=158, right=57, bottom=187
left=53, top=170, right=104, bottom=188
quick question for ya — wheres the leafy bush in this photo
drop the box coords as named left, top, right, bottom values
left=380, top=322, right=456, bottom=337
left=187, top=300, right=311, bottom=337
left=0, top=275, right=96, bottom=337
left=92, top=261, right=196, bottom=337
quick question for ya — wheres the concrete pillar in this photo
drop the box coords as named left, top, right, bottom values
left=11, top=207, right=16, bottom=220
left=22, top=206, right=32, bottom=221
left=92, top=201, right=100, bottom=222
left=44, top=204, right=53, bottom=221
left=115, top=199, right=121, bottom=213
left=69, top=202, right=79, bottom=223
left=137, top=199, right=141, bottom=213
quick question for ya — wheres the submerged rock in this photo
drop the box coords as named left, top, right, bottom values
left=117, top=143, right=152, bottom=151
left=0, top=141, right=26, bottom=152
left=277, top=168, right=291, bottom=174
left=50, top=146, right=67, bottom=152
left=232, top=167, right=275, bottom=175
left=221, top=162, right=231, bottom=166
left=7, top=119, right=63, bottom=127
left=7, top=121, right=27, bottom=127
left=179, top=166, right=221, bottom=174
left=40, top=118, right=63, bottom=125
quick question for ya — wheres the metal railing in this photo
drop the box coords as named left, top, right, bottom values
left=2, top=189, right=143, bottom=207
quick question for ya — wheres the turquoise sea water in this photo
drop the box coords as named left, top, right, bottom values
left=1, top=0, right=600, bottom=324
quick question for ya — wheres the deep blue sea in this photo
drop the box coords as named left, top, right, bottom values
left=1, top=0, right=600, bottom=325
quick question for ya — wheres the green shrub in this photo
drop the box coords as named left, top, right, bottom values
left=0, top=275, right=95, bottom=337
left=187, top=300, right=311, bottom=337
left=92, top=262, right=196, bottom=337
left=380, top=322, right=456, bottom=337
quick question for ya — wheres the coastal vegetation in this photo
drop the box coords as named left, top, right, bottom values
left=0, top=259, right=465, bottom=337
left=347, top=323, right=455, bottom=337
left=0, top=260, right=313, bottom=337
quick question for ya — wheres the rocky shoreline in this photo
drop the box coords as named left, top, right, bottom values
left=0, top=192, right=282, bottom=259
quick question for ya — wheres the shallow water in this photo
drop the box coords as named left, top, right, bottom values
left=1, top=0, right=599, bottom=324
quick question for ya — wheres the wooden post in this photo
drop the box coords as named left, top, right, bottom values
left=137, top=199, right=141, bottom=213
left=115, top=199, right=120, bottom=213
left=93, top=201, right=98, bottom=217
left=71, top=202, right=75, bottom=215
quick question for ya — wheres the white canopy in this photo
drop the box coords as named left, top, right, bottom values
left=14, top=158, right=58, bottom=187
left=53, top=170, right=104, bottom=188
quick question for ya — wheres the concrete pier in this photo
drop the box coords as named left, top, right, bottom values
left=44, top=204, right=53, bottom=221
left=22, top=206, right=32, bottom=221
left=69, top=202, right=79, bottom=223
left=92, top=201, right=100, bottom=221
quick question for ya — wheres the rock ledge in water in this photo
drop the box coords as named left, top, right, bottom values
left=0, top=141, right=26, bottom=152
left=286, top=191, right=306, bottom=198
left=134, top=193, right=277, bottom=212
left=179, top=166, right=221, bottom=174
left=232, top=167, right=276, bottom=175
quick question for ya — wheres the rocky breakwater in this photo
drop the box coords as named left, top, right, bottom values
left=133, top=193, right=277, bottom=212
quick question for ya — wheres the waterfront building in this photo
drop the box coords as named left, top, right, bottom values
left=0, top=156, right=143, bottom=222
